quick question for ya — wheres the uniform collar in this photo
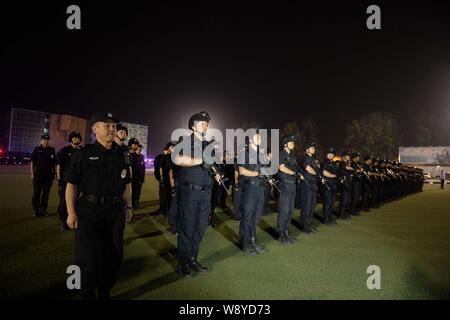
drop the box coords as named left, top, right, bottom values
left=94, top=140, right=116, bottom=153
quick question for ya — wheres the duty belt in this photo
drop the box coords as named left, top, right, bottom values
left=246, top=180, right=266, bottom=187
left=83, top=194, right=123, bottom=205
left=182, top=183, right=211, bottom=192
left=280, top=179, right=296, bottom=184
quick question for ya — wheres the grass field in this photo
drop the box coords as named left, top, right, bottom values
left=1, top=166, right=450, bottom=300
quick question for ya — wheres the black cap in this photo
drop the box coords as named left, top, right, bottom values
left=90, top=112, right=120, bottom=126
left=41, top=134, right=50, bottom=140
left=327, top=147, right=336, bottom=155
left=341, top=150, right=351, bottom=157
left=165, top=141, right=174, bottom=150
left=188, top=111, right=211, bottom=129
left=68, top=131, right=82, bottom=143
left=364, top=155, right=373, bottom=161
left=116, top=123, right=128, bottom=134
left=281, top=135, right=297, bottom=145
left=128, top=138, right=139, bottom=147
left=304, top=141, right=316, bottom=150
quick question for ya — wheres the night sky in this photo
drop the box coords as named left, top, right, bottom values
left=1, top=1, right=450, bottom=155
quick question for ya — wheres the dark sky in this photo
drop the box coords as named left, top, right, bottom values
left=1, top=1, right=450, bottom=155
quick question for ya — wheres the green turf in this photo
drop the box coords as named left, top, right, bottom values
left=1, top=166, right=450, bottom=299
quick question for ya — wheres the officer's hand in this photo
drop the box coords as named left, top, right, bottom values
left=215, top=174, right=221, bottom=183
left=125, top=208, right=133, bottom=223
left=171, top=187, right=177, bottom=197
left=67, top=214, right=78, bottom=229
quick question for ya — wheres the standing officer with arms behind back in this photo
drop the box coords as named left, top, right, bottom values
left=56, top=131, right=82, bottom=230
left=30, top=134, right=56, bottom=217
left=65, top=112, right=133, bottom=300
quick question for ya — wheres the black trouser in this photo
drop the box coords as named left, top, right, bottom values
left=158, top=182, right=170, bottom=214
left=217, top=180, right=230, bottom=209
left=58, top=181, right=68, bottom=222
left=262, top=185, right=271, bottom=215
left=132, top=180, right=143, bottom=207
left=177, top=187, right=211, bottom=263
left=441, top=179, right=445, bottom=189
left=277, top=181, right=296, bottom=233
left=371, top=182, right=380, bottom=207
left=32, top=175, right=53, bottom=212
left=294, top=182, right=302, bottom=209
left=299, top=181, right=317, bottom=229
left=361, top=181, right=371, bottom=209
left=239, top=182, right=265, bottom=242
left=75, top=197, right=125, bottom=298
left=339, top=184, right=351, bottom=217
left=350, top=180, right=362, bottom=213
left=168, top=188, right=179, bottom=233
left=233, top=184, right=243, bottom=219
left=322, top=184, right=337, bottom=223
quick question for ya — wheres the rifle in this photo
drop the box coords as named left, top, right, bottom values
left=261, top=174, right=281, bottom=193
left=207, top=164, right=231, bottom=195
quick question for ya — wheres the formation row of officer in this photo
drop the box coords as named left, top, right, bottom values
left=154, top=112, right=424, bottom=278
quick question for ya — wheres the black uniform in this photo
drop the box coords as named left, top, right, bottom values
left=238, top=144, right=269, bottom=254
left=321, top=158, right=338, bottom=224
left=232, top=160, right=243, bottom=220
left=66, top=140, right=131, bottom=299
left=277, top=148, right=297, bottom=237
left=338, top=158, right=352, bottom=219
left=130, top=152, right=141, bottom=208
left=167, top=155, right=180, bottom=233
left=56, top=145, right=80, bottom=224
left=155, top=152, right=172, bottom=215
left=31, top=144, right=56, bottom=214
left=299, top=152, right=318, bottom=233
left=350, top=158, right=363, bottom=215
left=176, top=134, right=213, bottom=268
left=361, top=161, right=372, bottom=211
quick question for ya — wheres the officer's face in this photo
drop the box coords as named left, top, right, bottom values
left=308, top=146, right=316, bottom=155
left=71, top=137, right=81, bottom=146
left=194, top=121, right=209, bottom=133
left=169, top=145, right=174, bottom=153
left=93, top=121, right=116, bottom=143
left=253, top=134, right=261, bottom=146
left=116, top=130, right=127, bottom=141
left=327, top=153, right=334, bottom=160
left=41, top=139, right=49, bottom=147
left=131, top=143, right=139, bottom=151
left=287, top=141, right=295, bottom=150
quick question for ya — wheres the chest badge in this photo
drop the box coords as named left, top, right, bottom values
left=89, top=156, right=100, bottom=160
left=51, top=154, right=54, bottom=158
left=121, top=169, right=127, bottom=179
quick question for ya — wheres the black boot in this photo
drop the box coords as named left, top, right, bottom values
left=177, top=261, right=192, bottom=277
left=250, top=237, right=266, bottom=253
left=285, top=230, right=296, bottom=243
left=242, top=240, right=258, bottom=256
left=278, top=231, right=290, bottom=244
left=189, top=258, right=208, bottom=272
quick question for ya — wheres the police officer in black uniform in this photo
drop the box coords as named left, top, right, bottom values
left=349, top=152, right=363, bottom=216
left=238, top=129, right=273, bottom=255
left=299, top=142, right=320, bottom=234
left=277, top=135, right=298, bottom=244
left=56, top=131, right=82, bottom=230
left=30, top=134, right=56, bottom=217
left=155, top=143, right=172, bottom=216
left=115, top=123, right=128, bottom=148
left=321, top=148, right=339, bottom=225
left=172, top=111, right=219, bottom=277
left=337, top=150, right=353, bottom=219
left=65, top=112, right=133, bottom=300
left=128, top=138, right=142, bottom=209
left=232, top=152, right=244, bottom=220
left=361, top=155, right=373, bottom=212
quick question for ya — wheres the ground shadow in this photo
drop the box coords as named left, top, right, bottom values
left=212, top=215, right=242, bottom=250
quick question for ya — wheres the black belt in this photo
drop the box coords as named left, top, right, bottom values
left=182, top=183, right=211, bottom=192
left=83, top=194, right=123, bottom=205
left=280, top=179, right=296, bottom=184
left=246, top=180, right=266, bottom=187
